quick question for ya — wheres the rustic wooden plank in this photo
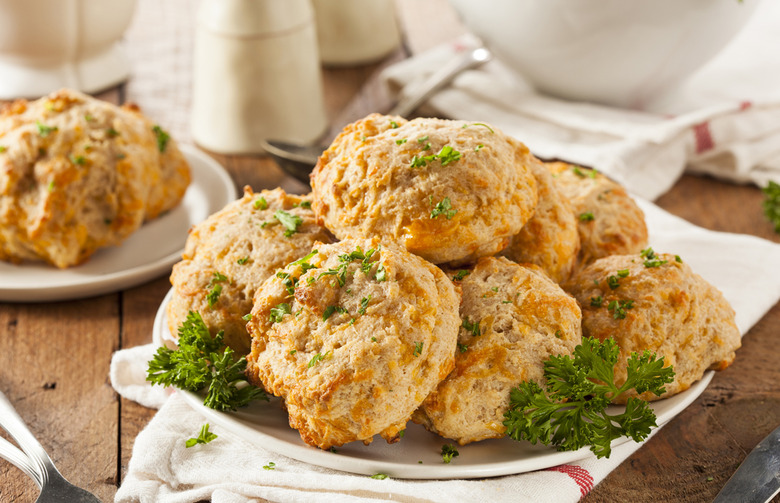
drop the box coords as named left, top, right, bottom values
left=0, top=295, right=120, bottom=502
left=118, top=276, right=172, bottom=485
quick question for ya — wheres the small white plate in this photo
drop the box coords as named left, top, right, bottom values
left=0, top=145, right=237, bottom=302
left=152, top=289, right=712, bottom=479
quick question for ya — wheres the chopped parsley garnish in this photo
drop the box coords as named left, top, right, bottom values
left=269, top=303, right=291, bottom=323
left=590, top=296, right=604, bottom=307
left=452, top=270, right=471, bottom=281
left=390, top=120, right=400, bottom=129
left=640, top=247, right=668, bottom=268
left=395, top=138, right=407, bottom=145
left=461, top=122, right=495, bottom=134
left=237, top=256, right=249, bottom=265
left=317, top=246, right=381, bottom=286
left=410, top=145, right=462, bottom=168
left=297, top=200, right=312, bottom=209
left=207, top=272, right=228, bottom=307
left=617, top=269, right=630, bottom=278
left=69, top=155, right=86, bottom=165
left=206, top=285, right=222, bottom=307
left=274, top=210, right=303, bottom=237
left=47, top=180, right=55, bottom=192
left=308, top=351, right=330, bottom=368
left=608, top=299, right=635, bottom=320
left=370, top=473, right=389, bottom=480
left=152, top=125, right=170, bottom=152
left=107, top=127, right=120, bottom=137
left=323, top=305, right=337, bottom=321
left=263, top=462, right=276, bottom=470
left=358, top=295, right=371, bottom=315
left=503, top=337, right=674, bottom=458
left=84, top=114, right=95, bottom=122
left=254, top=197, right=268, bottom=210
left=555, top=330, right=563, bottom=338
left=277, top=271, right=297, bottom=295
left=441, top=444, right=459, bottom=463
left=474, top=144, right=484, bottom=152
left=579, top=212, right=595, bottom=221
left=413, top=341, right=424, bottom=357
left=242, top=313, right=252, bottom=321
left=607, top=275, right=622, bottom=289
left=146, top=311, right=267, bottom=411
left=458, top=343, right=468, bottom=353
left=36, top=121, right=58, bottom=137
left=762, top=180, right=780, bottom=233
left=430, top=197, right=457, bottom=220
left=461, top=318, right=481, bottom=337
left=0, top=146, right=6, bottom=153
left=186, top=424, right=218, bottom=448
left=375, top=263, right=387, bottom=282
left=417, top=135, right=429, bottom=143
left=675, top=255, right=683, bottom=263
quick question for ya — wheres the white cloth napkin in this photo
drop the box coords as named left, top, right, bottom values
left=111, top=199, right=780, bottom=503
left=381, top=0, right=780, bottom=201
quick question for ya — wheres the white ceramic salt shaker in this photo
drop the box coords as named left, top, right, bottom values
left=312, top=0, right=401, bottom=66
left=191, top=0, right=327, bottom=154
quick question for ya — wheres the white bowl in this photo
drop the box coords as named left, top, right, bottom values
left=448, top=0, right=761, bottom=108
left=0, top=0, right=137, bottom=99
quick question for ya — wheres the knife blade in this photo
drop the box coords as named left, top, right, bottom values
left=713, top=424, right=780, bottom=503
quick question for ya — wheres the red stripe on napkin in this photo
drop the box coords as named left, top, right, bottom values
left=548, top=464, right=594, bottom=497
left=740, top=100, right=753, bottom=111
left=693, top=122, right=715, bottom=154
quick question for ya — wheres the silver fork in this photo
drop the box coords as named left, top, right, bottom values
left=0, top=390, right=102, bottom=502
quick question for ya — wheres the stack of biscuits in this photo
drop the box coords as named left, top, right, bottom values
left=167, top=113, right=741, bottom=449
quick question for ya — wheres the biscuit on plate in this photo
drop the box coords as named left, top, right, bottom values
left=501, top=161, right=580, bottom=283
left=167, top=187, right=331, bottom=354
left=245, top=237, right=460, bottom=449
left=414, top=256, right=582, bottom=445
left=546, top=161, right=647, bottom=269
left=0, top=89, right=190, bottom=268
left=311, top=114, right=538, bottom=265
left=565, top=251, right=741, bottom=402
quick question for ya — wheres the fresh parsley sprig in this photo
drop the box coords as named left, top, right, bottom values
left=147, top=311, right=267, bottom=411
left=503, top=337, right=674, bottom=458
left=762, top=180, right=780, bottom=234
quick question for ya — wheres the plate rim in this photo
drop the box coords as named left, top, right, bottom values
left=0, top=145, right=237, bottom=302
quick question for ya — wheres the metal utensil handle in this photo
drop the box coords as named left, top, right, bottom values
left=389, top=46, right=492, bottom=118
left=712, top=423, right=780, bottom=503
left=0, top=435, right=42, bottom=487
left=0, top=391, right=58, bottom=484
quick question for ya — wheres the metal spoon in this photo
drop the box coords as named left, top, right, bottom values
left=262, top=46, right=492, bottom=184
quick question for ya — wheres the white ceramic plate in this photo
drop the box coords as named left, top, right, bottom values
left=152, top=288, right=713, bottom=479
left=0, top=145, right=237, bottom=302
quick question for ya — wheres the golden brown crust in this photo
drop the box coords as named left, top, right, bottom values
left=502, top=162, right=580, bottom=283
left=311, top=114, right=538, bottom=265
left=546, top=161, right=648, bottom=269
left=245, top=237, right=460, bottom=449
left=0, top=89, right=190, bottom=268
left=415, top=257, right=582, bottom=444
left=167, top=187, right=331, bottom=354
left=564, top=252, right=741, bottom=402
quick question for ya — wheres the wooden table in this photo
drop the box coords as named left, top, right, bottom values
left=1, top=2, right=779, bottom=502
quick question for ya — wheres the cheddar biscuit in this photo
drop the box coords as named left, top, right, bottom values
left=245, top=237, right=460, bottom=449
left=311, top=114, right=538, bottom=265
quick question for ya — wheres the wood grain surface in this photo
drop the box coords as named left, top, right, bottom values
left=1, top=1, right=779, bottom=502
